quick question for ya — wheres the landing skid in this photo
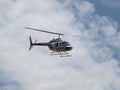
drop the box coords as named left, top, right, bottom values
left=50, top=52, right=72, bottom=57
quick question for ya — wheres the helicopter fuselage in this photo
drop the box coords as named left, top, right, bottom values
left=29, top=37, right=73, bottom=52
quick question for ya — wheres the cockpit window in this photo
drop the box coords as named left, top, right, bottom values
left=55, top=41, right=70, bottom=47
left=62, top=41, right=70, bottom=46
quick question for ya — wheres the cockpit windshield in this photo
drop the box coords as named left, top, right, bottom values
left=62, top=41, right=70, bottom=46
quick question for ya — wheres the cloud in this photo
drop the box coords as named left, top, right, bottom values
left=0, top=70, right=21, bottom=90
left=0, top=0, right=120, bottom=90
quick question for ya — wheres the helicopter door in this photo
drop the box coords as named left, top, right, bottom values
left=59, top=43, right=62, bottom=47
left=54, top=43, right=59, bottom=47
left=54, top=42, right=62, bottom=47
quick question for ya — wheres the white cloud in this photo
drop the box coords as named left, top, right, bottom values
left=75, top=1, right=95, bottom=17
left=0, top=0, right=120, bottom=90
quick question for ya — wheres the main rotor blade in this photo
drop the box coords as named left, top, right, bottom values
left=25, top=27, right=64, bottom=36
left=63, top=34, right=81, bottom=37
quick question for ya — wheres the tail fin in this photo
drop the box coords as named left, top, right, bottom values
left=29, top=36, right=33, bottom=50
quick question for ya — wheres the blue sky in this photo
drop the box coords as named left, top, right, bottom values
left=88, top=0, right=120, bottom=25
left=0, top=0, right=120, bottom=90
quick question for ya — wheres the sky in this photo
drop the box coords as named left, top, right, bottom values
left=88, top=0, right=120, bottom=25
left=0, top=0, right=120, bottom=90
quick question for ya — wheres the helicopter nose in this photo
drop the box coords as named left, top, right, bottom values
left=65, top=47, right=73, bottom=51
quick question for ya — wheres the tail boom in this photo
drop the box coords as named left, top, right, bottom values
left=29, top=36, right=49, bottom=50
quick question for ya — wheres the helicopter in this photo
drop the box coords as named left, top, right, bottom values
left=25, top=27, right=78, bottom=57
